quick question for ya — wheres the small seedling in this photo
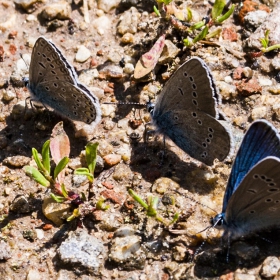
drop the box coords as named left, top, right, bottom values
left=24, top=122, right=108, bottom=223
left=128, top=189, right=179, bottom=226
left=183, top=0, right=235, bottom=47
left=260, top=30, right=280, bottom=53
left=74, top=142, right=99, bottom=184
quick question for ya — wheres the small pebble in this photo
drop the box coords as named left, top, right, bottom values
left=103, top=154, right=122, bottom=167
left=3, top=155, right=30, bottom=167
left=96, top=139, right=114, bottom=157
left=123, top=63, right=134, bottom=74
left=92, top=15, right=111, bottom=35
left=97, top=0, right=121, bottom=13
left=41, top=1, right=72, bottom=20
left=251, top=106, right=267, bottom=120
left=121, top=33, right=134, bottom=44
left=26, top=269, right=41, bottom=280
left=117, top=7, right=140, bottom=35
left=58, top=230, right=105, bottom=275
left=0, top=14, right=16, bottom=32
left=42, top=197, right=72, bottom=226
left=75, top=45, right=91, bottom=63
left=26, top=14, right=37, bottom=22
left=101, top=104, right=116, bottom=118
left=260, top=256, right=280, bottom=278
left=2, top=89, right=16, bottom=101
left=10, top=195, right=30, bottom=213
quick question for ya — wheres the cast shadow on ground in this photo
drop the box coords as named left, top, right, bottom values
left=0, top=108, right=89, bottom=162
left=193, top=228, right=280, bottom=277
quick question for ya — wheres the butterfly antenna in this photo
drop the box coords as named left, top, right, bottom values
left=20, top=53, right=29, bottom=69
left=174, top=190, right=218, bottom=214
left=103, top=101, right=146, bottom=109
left=255, top=233, right=273, bottom=244
left=226, top=234, right=231, bottom=263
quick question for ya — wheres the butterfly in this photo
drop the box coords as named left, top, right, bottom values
left=24, top=36, right=101, bottom=127
left=212, top=120, right=280, bottom=243
left=147, top=57, right=232, bottom=166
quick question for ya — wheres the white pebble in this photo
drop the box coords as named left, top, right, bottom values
left=75, top=45, right=91, bottom=63
left=258, top=76, right=273, bottom=86
left=123, top=63, right=134, bottom=74
left=26, top=14, right=37, bottom=22
left=251, top=106, right=267, bottom=120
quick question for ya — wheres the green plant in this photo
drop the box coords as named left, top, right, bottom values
left=260, top=30, right=280, bottom=53
left=24, top=122, right=106, bottom=222
left=74, top=142, right=99, bottom=184
left=183, top=0, right=235, bottom=47
left=128, top=189, right=179, bottom=226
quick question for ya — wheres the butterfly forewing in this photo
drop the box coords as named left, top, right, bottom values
left=223, top=120, right=280, bottom=212
left=225, top=157, right=280, bottom=235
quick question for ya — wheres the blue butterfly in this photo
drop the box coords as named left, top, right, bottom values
left=212, top=120, right=280, bottom=243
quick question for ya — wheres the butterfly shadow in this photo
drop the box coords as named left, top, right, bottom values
left=1, top=108, right=88, bottom=161
left=128, top=135, right=218, bottom=195
left=193, top=228, right=280, bottom=277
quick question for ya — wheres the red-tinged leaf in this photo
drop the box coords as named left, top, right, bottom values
left=50, top=122, right=70, bottom=165
left=141, top=35, right=165, bottom=68
left=134, top=35, right=165, bottom=79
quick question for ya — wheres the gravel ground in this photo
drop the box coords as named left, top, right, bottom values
left=1, top=0, right=280, bottom=279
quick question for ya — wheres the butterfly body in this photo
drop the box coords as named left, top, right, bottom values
left=213, top=120, right=280, bottom=240
left=26, top=36, right=101, bottom=126
left=150, top=57, right=232, bottom=165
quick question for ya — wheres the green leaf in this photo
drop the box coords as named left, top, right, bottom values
left=50, top=193, right=65, bottom=203
left=32, top=148, right=45, bottom=173
left=183, top=38, right=193, bottom=47
left=96, top=197, right=110, bottom=211
left=61, top=183, right=68, bottom=198
left=216, top=4, right=235, bottom=23
left=24, top=166, right=50, bottom=187
left=75, top=167, right=90, bottom=173
left=186, top=7, right=192, bottom=22
left=85, top=142, right=98, bottom=174
left=67, top=208, right=80, bottom=222
left=153, top=5, right=160, bottom=17
left=190, top=20, right=205, bottom=30
left=128, top=189, right=148, bottom=209
left=42, top=140, right=50, bottom=174
left=54, top=157, right=69, bottom=180
left=193, top=25, right=209, bottom=44
left=212, top=0, right=226, bottom=20
left=147, top=196, right=158, bottom=217
left=74, top=168, right=94, bottom=182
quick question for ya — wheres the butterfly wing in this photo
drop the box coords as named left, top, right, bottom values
left=153, top=109, right=231, bottom=165
left=152, top=57, right=231, bottom=165
left=34, top=80, right=100, bottom=124
left=223, top=120, right=280, bottom=212
left=28, top=36, right=101, bottom=125
left=225, top=157, right=280, bottom=237
left=29, top=37, right=76, bottom=91
left=153, top=57, right=219, bottom=119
